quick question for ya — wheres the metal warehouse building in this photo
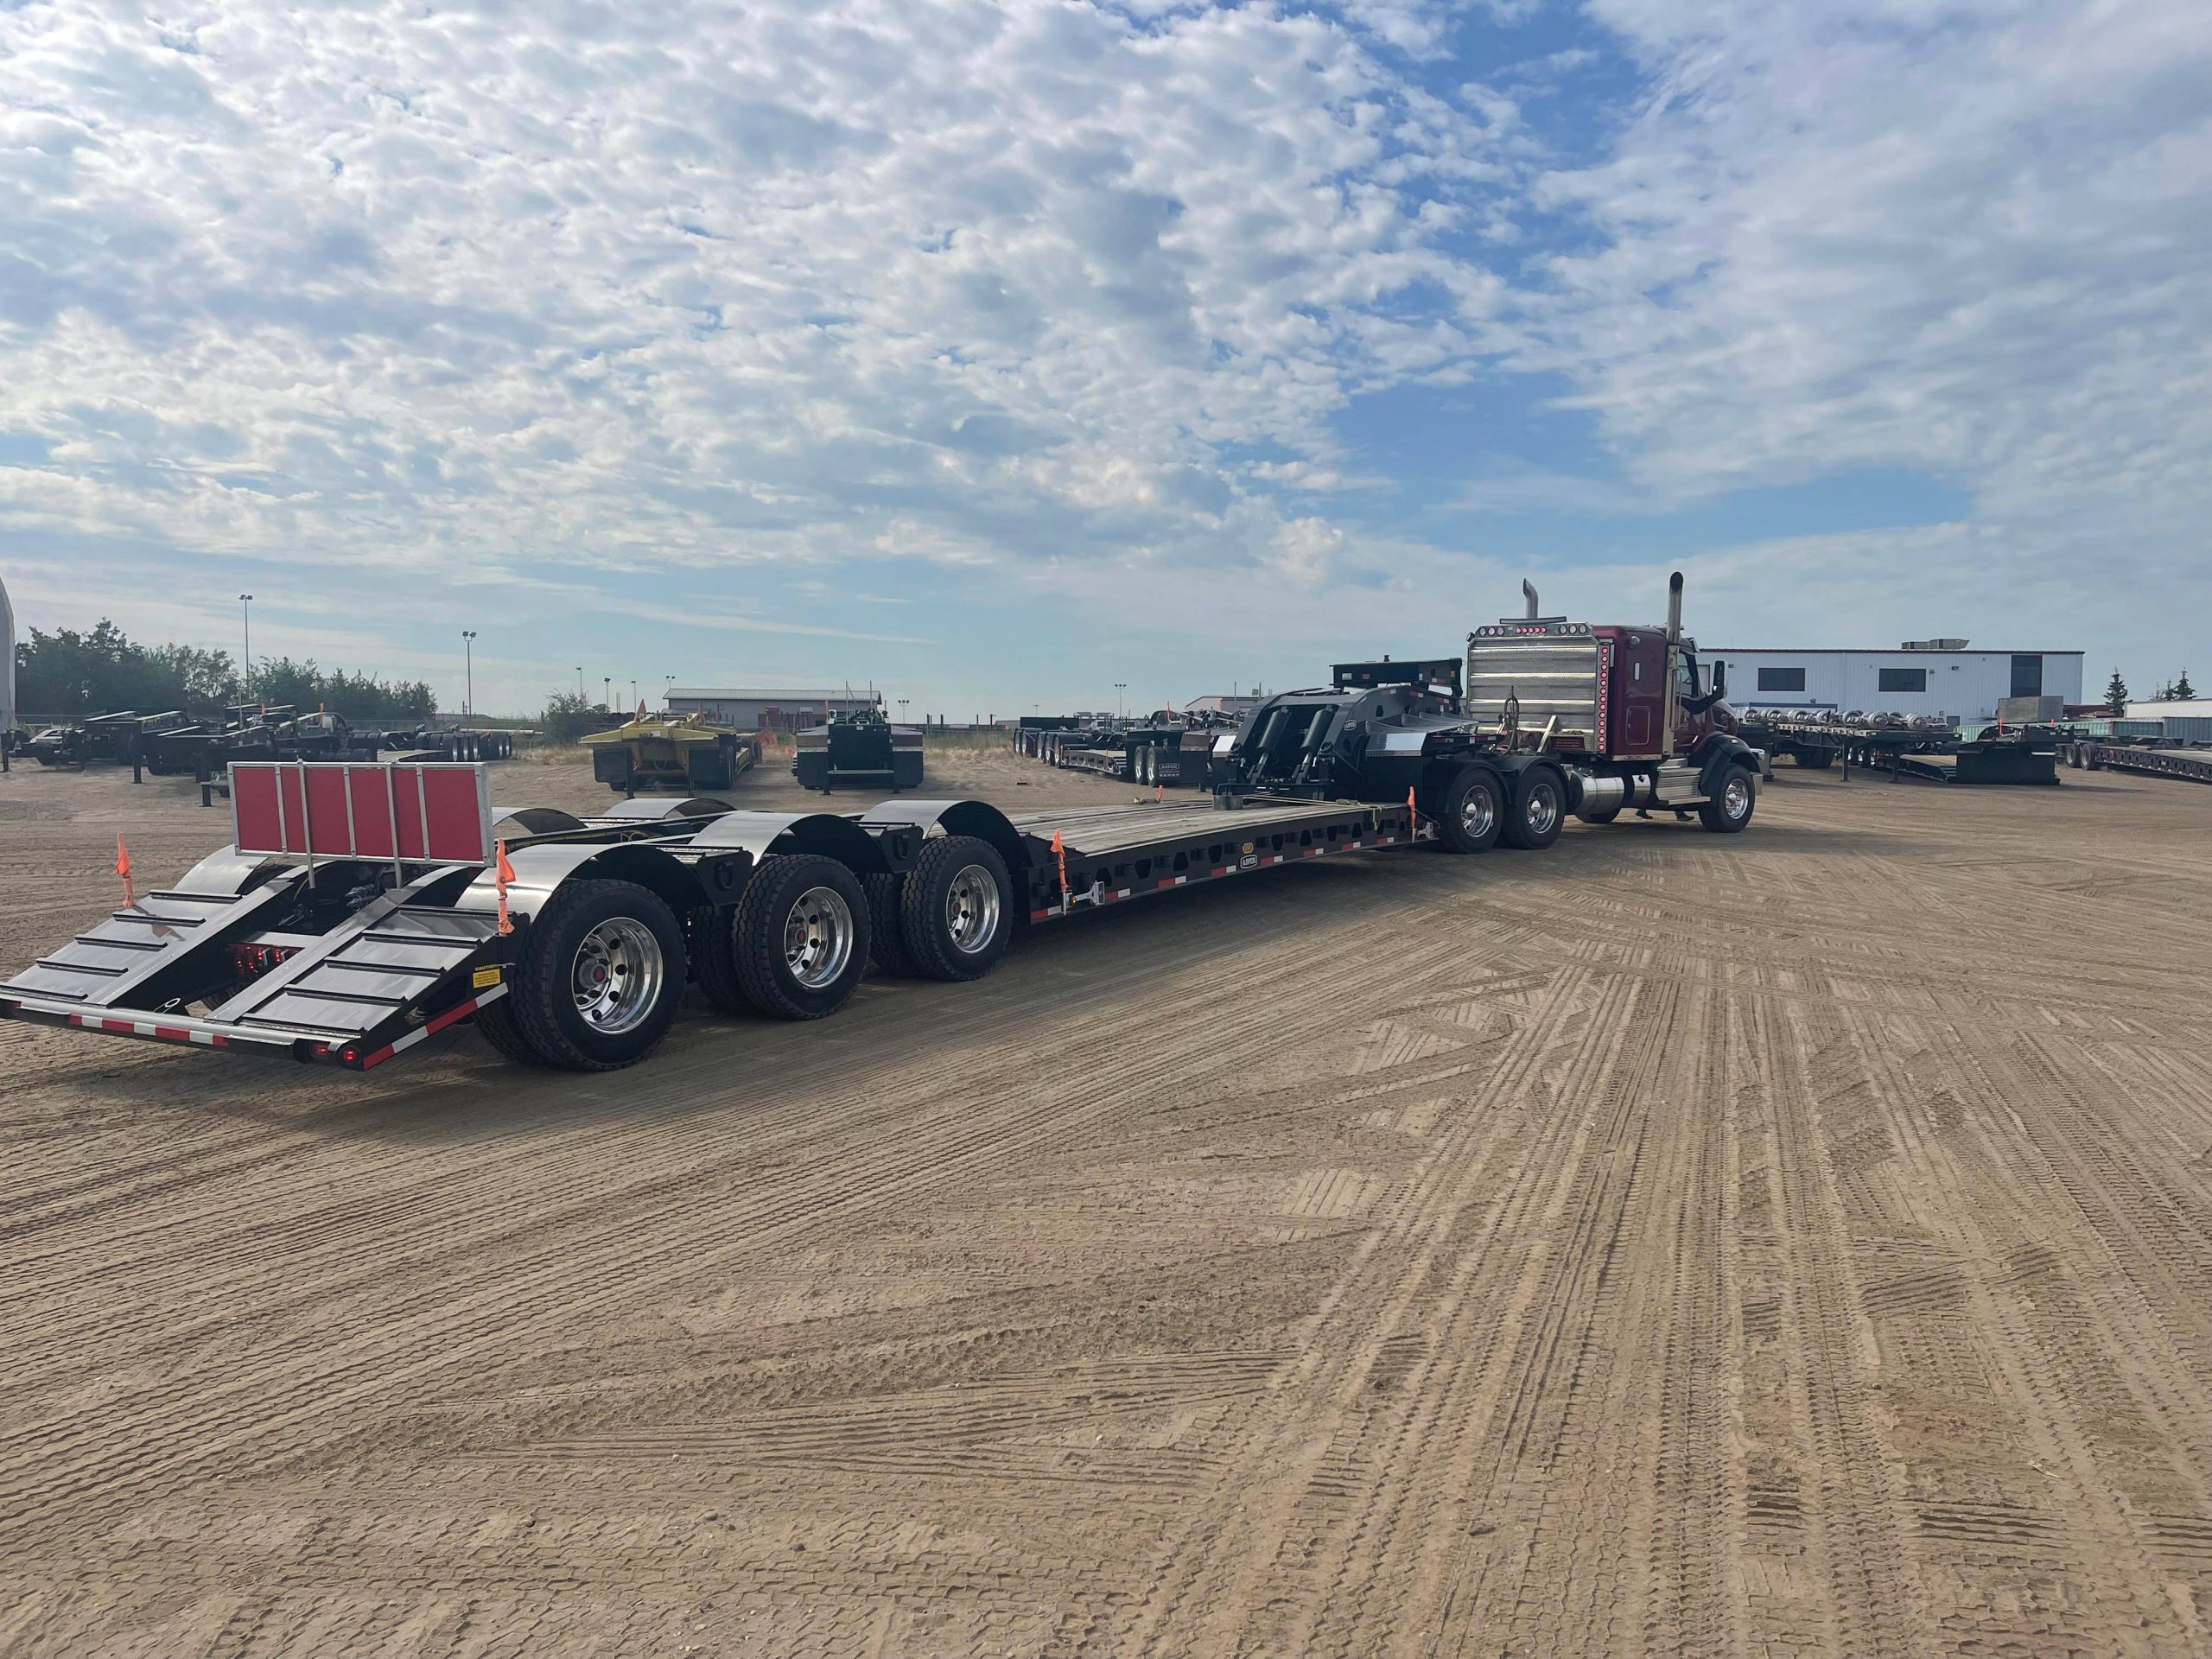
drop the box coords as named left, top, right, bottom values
left=667, top=687, right=882, bottom=732
left=1707, top=642, right=2083, bottom=724
left=2128, top=700, right=2212, bottom=743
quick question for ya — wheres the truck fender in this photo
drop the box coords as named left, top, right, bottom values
left=465, top=840, right=712, bottom=928
left=686, top=809, right=893, bottom=876
left=174, top=844, right=300, bottom=897
left=858, top=798, right=1032, bottom=875
left=1695, top=736, right=1759, bottom=798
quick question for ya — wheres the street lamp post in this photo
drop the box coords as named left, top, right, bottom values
left=461, top=631, right=476, bottom=721
left=238, top=594, right=253, bottom=696
left=603, top=677, right=612, bottom=712
left=665, top=674, right=676, bottom=710
left=897, top=698, right=909, bottom=725
left=1115, top=682, right=1127, bottom=721
left=576, top=666, right=584, bottom=700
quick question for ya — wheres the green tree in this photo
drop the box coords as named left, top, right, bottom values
left=539, top=690, right=598, bottom=745
left=2104, top=670, right=2128, bottom=716
left=2175, top=670, right=2196, bottom=701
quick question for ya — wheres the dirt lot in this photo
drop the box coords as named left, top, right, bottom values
left=3, top=745, right=2212, bottom=1656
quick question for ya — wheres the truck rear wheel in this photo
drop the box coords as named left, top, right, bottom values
left=1438, top=766, right=1504, bottom=855
left=899, top=836, right=1012, bottom=982
left=1699, top=765, right=1757, bottom=832
left=729, top=854, right=871, bottom=1020
left=476, top=879, right=687, bottom=1070
left=1501, top=768, right=1565, bottom=850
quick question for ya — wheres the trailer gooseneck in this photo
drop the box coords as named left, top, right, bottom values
left=1, top=573, right=1764, bottom=1078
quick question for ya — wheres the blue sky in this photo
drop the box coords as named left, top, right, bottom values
left=2, top=0, right=2206, bottom=717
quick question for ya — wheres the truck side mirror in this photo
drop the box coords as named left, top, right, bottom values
left=1711, top=660, right=1727, bottom=697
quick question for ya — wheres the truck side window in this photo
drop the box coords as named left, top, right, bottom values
left=1675, top=652, right=1699, bottom=699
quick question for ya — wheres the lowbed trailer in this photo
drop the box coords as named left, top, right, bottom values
left=2069, top=740, right=2212, bottom=785
left=0, top=758, right=1434, bottom=1075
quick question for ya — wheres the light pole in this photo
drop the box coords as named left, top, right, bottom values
left=897, top=698, right=909, bottom=725
left=603, top=677, right=612, bottom=712
left=575, top=666, right=584, bottom=700
left=629, top=679, right=638, bottom=713
left=461, top=631, right=476, bottom=720
left=238, top=594, right=253, bottom=696
left=665, top=673, right=676, bottom=710
left=1115, top=682, right=1127, bottom=721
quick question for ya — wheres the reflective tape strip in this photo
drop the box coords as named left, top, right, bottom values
left=359, top=984, right=508, bottom=1071
left=69, top=1014, right=233, bottom=1049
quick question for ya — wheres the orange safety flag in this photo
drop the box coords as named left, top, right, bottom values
left=1051, top=828, right=1069, bottom=904
left=1406, top=785, right=1417, bottom=818
left=1155, top=784, right=1164, bottom=803
left=494, top=840, right=516, bottom=936
left=115, top=833, right=137, bottom=908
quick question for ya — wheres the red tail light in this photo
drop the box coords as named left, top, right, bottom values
left=229, top=941, right=298, bottom=979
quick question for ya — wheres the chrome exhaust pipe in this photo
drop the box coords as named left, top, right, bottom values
left=1666, top=570, right=1683, bottom=642
left=1523, top=579, right=1541, bottom=620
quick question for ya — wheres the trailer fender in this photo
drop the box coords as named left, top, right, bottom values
left=588, top=797, right=734, bottom=823
left=687, top=810, right=893, bottom=875
left=858, top=799, right=1031, bottom=874
left=465, top=840, right=711, bottom=927
left=493, top=805, right=589, bottom=837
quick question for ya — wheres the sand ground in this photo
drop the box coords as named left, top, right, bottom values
left=3, top=742, right=2212, bottom=1656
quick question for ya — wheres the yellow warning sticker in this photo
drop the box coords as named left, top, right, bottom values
left=471, top=965, right=503, bottom=989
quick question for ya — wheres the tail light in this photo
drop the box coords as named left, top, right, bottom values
left=229, top=941, right=298, bottom=979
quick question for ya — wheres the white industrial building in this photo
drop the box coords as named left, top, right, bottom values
left=2127, top=700, right=2212, bottom=742
left=1707, top=641, right=2083, bottom=724
left=667, top=687, right=882, bottom=731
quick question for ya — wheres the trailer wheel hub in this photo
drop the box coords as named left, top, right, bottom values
left=570, top=917, right=664, bottom=1035
left=784, top=886, right=855, bottom=988
left=945, top=864, right=1002, bottom=955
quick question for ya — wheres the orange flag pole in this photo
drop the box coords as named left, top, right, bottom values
left=1051, top=829, right=1068, bottom=910
left=494, top=840, right=516, bottom=936
left=115, top=833, right=137, bottom=908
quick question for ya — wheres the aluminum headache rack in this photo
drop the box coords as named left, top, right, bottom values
left=0, top=760, right=513, bottom=1069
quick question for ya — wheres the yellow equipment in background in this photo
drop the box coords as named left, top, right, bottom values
left=582, top=713, right=757, bottom=795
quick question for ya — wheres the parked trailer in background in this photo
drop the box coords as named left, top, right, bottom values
left=2069, top=739, right=2212, bottom=785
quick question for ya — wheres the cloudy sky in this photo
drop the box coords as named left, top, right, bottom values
left=3, top=0, right=2206, bottom=717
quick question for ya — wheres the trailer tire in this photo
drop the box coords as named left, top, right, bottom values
left=480, top=879, right=687, bottom=1071
left=864, top=872, right=921, bottom=977
left=1501, top=767, right=1566, bottom=850
left=1699, top=763, right=1758, bottom=833
left=899, top=836, right=1013, bottom=982
left=729, top=854, right=871, bottom=1020
left=1437, top=766, right=1505, bottom=855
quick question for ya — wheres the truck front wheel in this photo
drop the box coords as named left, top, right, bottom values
left=1438, top=766, right=1504, bottom=855
left=1699, top=765, right=1757, bottom=833
left=1502, top=768, right=1566, bottom=850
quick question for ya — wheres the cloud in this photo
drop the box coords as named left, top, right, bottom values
left=0, top=0, right=2204, bottom=709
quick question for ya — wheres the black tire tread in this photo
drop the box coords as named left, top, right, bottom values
left=864, top=873, right=919, bottom=977
left=498, top=879, right=683, bottom=1071
left=732, top=855, right=870, bottom=1020
left=899, top=837, right=1013, bottom=982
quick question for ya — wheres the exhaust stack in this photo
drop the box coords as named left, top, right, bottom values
left=1666, top=570, right=1683, bottom=643
left=1523, top=580, right=1541, bottom=620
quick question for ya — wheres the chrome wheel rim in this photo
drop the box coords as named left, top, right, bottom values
left=945, top=864, right=1001, bottom=954
left=1524, top=786, right=1559, bottom=836
left=784, top=886, right=854, bottom=988
left=1459, top=785, right=1495, bottom=841
left=1724, top=775, right=1751, bottom=818
left=571, top=917, right=664, bottom=1035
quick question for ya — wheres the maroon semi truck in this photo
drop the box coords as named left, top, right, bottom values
left=1213, top=570, right=1766, bottom=849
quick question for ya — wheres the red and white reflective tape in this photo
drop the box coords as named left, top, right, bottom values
left=356, top=983, right=508, bottom=1071
left=69, top=1013, right=231, bottom=1048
